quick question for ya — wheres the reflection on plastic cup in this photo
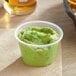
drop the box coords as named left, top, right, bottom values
left=15, top=21, right=63, bottom=67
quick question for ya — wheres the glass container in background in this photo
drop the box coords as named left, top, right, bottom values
left=3, top=0, right=37, bottom=15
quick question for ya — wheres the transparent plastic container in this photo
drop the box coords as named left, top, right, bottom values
left=15, top=21, right=63, bottom=67
left=3, top=0, right=36, bottom=15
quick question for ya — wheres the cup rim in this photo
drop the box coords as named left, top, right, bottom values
left=15, top=20, right=63, bottom=48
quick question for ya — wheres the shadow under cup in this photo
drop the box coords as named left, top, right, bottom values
left=15, top=21, right=63, bottom=67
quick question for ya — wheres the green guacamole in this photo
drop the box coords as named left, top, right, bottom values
left=18, top=26, right=60, bottom=66
left=18, top=27, right=59, bottom=45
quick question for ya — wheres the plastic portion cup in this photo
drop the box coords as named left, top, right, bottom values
left=15, top=21, right=63, bottom=67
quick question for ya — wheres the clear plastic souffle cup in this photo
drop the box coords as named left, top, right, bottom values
left=15, top=21, right=63, bottom=67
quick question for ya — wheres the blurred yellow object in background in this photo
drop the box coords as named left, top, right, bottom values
left=68, top=0, right=76, bottom=8
left=68, top=0, right=76, bottom=15
left=9, top=0, right=36, bottom=6
left=3, top=0, right=36, bottom=15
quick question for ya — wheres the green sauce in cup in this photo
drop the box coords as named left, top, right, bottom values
left=18, top=26, right=60, bottom=66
